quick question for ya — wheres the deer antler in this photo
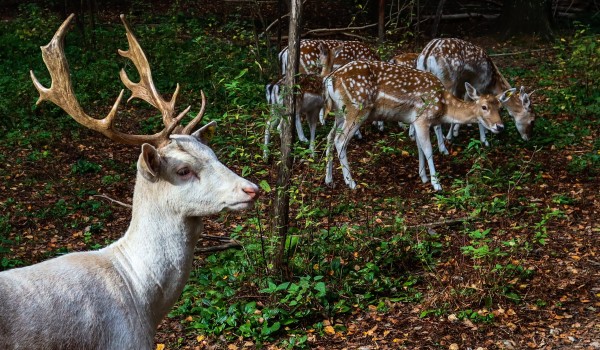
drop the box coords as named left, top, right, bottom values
left=30, top=14, right=206, bottom=147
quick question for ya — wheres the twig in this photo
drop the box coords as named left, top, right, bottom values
left=304, top=23, right=378, bottom=35
left=197, top=241, right=242, bottom=253
left=93, top=194, right=132, bottom=209
left=406, top=216, right=473, bottom=229
left=261, top=0, right=308, bottom=35
left=199, top=234, right=235, bottom=242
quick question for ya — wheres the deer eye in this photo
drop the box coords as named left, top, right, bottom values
left=177, top=168, right=191, bottom=177
left=481, top=105, right=488, bottom=111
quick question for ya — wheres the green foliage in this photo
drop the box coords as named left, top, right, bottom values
left=2, top=4, right=598, bottom=347
left=71, top=159, right=102, bottom=175
left=553, top=23, right=599, bottom=116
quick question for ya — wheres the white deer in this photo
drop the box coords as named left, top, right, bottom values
left=321, top=59, right=513, bottom=191
left=264, top=74, right=323, bottom=158
left=0, top=14, right=259, bottom=349
left=417, top=38, right=535, bottom=146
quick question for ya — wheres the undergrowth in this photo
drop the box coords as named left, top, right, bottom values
left=0, top=3, right=597, bottom=348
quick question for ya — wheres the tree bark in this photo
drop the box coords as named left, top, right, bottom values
left=431, top=0, right=446, bottom=38
left=378, top=0, right=385, bottom=44
left=500, top=0, right=553, bottom=40
left=273, top=0, right=301, bottom=277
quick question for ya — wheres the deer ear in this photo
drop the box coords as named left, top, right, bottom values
left=464, top=82, right=479, bottom=100
left=497, top=87, right=517, bottom=103
left=332, top=44, right=344, bottom=57
left=192, top=121, right=217, bottom=144
left=138, top=143, right=161, bottom=181
left=318, top=42, right=329, bottom=60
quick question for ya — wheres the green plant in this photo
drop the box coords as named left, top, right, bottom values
left=553, top=23, right=600, bottom=116
left=71, top=159, right=102, bottom=175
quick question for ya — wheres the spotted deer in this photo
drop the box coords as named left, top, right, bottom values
left=389, top=52, right=419, bottom=68
left=417, top=38, right=535, bottom=146
left=321, top=60, right=513, bottom=191
left=279, top=39, right=380, bottom=75
left=1, top=14, right=259, bottom=349
left=264, top=73, right=323, bottom=158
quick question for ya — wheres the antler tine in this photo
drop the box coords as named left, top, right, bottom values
left=181, top=90, right=207, bottom=135
left=30, top=14, right=182, bottom=147
left=118, top=14, right=179, bottom=128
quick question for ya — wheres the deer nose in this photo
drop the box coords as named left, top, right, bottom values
left=497, top=124, right=505, bottom=132
left=242, top=185, right=260, bottom=200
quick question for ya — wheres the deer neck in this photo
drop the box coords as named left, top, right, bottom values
left=108, top=176, right=203, bottom=329
left=441, top=91, right=480, bottom=125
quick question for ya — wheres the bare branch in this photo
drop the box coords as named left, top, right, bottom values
left=93, top=194, right=132, bottom=208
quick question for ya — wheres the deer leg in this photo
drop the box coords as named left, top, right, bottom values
left=478, top=122, right=490, bottom=146
left=295, top=112, right=308, bottom=143
left=325, top=122, right=337, bottom=185
left=446, top=123, right=459, bottom=140
left=433, top=124, right=449, bottom=155
left=414, top=123, right=442, bottom=191
left=263, top=115, right=276, bottom=160
left=408, top=123, right=416, bottom=140
left=335, top=115, right=365, bottom=189
left=308, top=112, right=318, bottom=157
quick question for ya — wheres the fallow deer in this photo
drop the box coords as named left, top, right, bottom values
left=321, top=60, right=514, bottom=191
left=0, top=14, right=259, bottom=349
left=389, top=52, right=419, bottom=68
left=264, top=73, right=323, bottom=158
left=279, top=39, right=380, bottom=75
left=417, top=38, right=535, bottom=146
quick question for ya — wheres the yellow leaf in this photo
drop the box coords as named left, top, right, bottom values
left=156, top=344, right=165, bottom=350
left=324, top=325, right=336, bottom=335
left=197, top=335, right=205, bottom=342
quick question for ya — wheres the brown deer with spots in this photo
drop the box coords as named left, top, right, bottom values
left=389, top=52, right=419, bottom=68
left=279, top=39, right=380, bottom=75
left=417, top=38, right=535, bottom=145
left=321, top=59, right=514, bottom=191
left=264, top=73, right=323, bottom=158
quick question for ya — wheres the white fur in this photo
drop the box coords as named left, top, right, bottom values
left=0, top=128, right=259, bottom=349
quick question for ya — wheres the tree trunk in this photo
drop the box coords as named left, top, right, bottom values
left=378, top=0, right=385, bottom=44
left=431, top=0, right=446, bottom=38
left=273, top=0, right=302, bottom=277
left=500, top=0, right=553, bottom=40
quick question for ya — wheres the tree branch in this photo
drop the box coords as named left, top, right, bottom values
left=93, top=194, right=132, bottom=208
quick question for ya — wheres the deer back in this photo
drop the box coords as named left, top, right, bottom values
left=324, top=60, right=446, bottom=124
left=389, top=52, right=419, bottom=68
left=417, top=38, right=534, bottom=140
left=280, top=39, right=379, bottom=75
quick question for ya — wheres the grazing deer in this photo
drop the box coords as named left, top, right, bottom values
left=321, top=60, right=513, bottom=191
left=264, top=74, right=323, bottom=158
left=417, top=38, right=535, bottom=146
left=279, top=39, right=380, bottom=75
left=0, top=14, right=259, bottom=349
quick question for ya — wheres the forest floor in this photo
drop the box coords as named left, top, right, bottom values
left=1, top=2, right=599, bottom=349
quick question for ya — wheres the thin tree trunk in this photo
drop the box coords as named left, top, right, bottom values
left=431, top=0, right=446, bottom=37
left=273, top=0, right=302, bottom=277
left=378, top=0, right=385, bottom=44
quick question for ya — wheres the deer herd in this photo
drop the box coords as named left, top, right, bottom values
left=0, top=13, right=536, bottom=349
left=265, top=37, right=535, bottom=192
